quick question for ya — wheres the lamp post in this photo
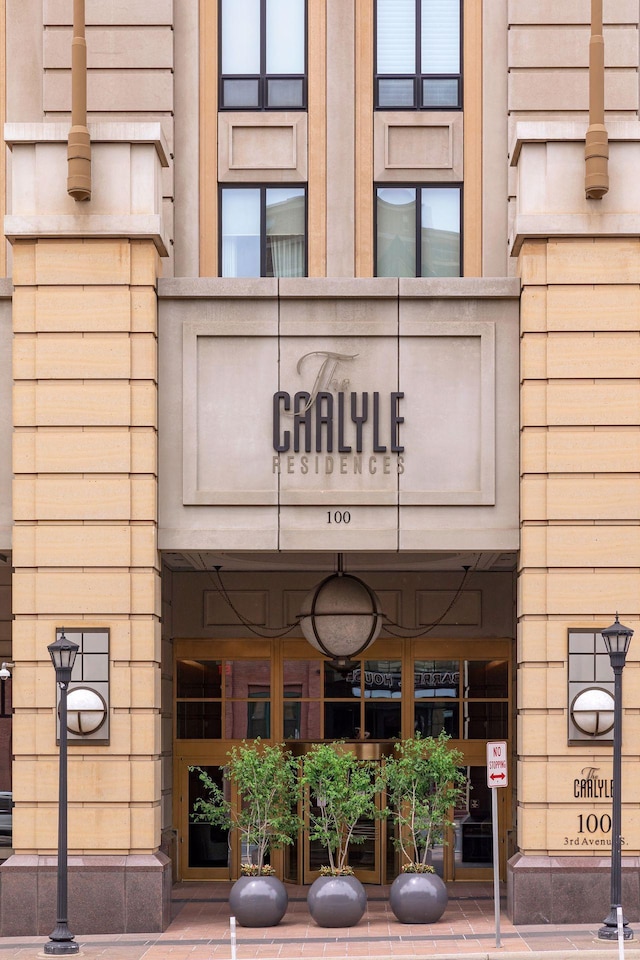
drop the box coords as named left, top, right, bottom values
left=598, top=614, right=633, bottom=942
left=45, top=630, right=79, bottom=956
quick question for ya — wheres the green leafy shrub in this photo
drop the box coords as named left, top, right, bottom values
left=190, top=739, right=301, bottom=876
left=383, top=732, right=467, bottom=871
left=301, top=742, right=382, bottom=876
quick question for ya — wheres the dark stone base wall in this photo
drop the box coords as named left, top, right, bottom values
left=508, top=853, right=640, bottom=925
left=0, top=853, right=172, bottom=936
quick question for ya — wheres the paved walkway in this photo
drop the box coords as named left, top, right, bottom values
left=1, top=882, right=638, bottom=960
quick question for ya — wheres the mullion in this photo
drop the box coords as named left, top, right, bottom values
left=260, top=0, right=267, bottom=90
left=415, top=0, right=421, bottom=109
left=415, top=187, right=422, bottom=278
left=260, top=186, right=267, bottom=279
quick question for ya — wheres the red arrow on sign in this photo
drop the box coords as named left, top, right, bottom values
left=490, top=772, right=505, bottom=781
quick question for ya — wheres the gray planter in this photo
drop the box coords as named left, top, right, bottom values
left=307, top=874, right=367, bottom=927
left=389, top=871, right=448, bottom=924
left=228, top=875, right=288, bottom=927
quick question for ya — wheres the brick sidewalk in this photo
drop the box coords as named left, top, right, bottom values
left=0, top=882, right=637, bottom=959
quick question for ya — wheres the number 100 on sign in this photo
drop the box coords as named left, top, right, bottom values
left=486, top=741, right=508, bottom=788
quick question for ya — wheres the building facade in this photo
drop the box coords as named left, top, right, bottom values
left=0, top=0, right=638, bottom=934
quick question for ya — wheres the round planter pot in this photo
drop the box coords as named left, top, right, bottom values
left=228, top=875, right=288, bottom=927
left=389, top=871, right=448, bottom=924
left=307, top=874, right=367, bottom=928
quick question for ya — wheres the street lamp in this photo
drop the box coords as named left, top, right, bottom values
left=598, top=614, right=633, bottom=942
left=45, top=630, right=79, bottom=956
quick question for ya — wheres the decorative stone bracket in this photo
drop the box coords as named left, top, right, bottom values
left=4, top=122, right=170, bottom=256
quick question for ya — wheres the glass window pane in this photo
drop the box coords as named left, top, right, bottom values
left=595, top=655, right=614, bottom=682
left=377, top=77, right=415, bottom=108
left=221, top=189, right=261, bottom=278
left=324, top=701, right=360, bottom=739
left=266, top=0, right=305, bottom=73
left=414, top=659, right=459, bottom=698
left=177, top=702, right=222, bottom=739
left=82, top=631, right=109, bottom=653
left=267, top=77, right=305, bottom=108
left=376, top=187, right=416, bottom=277
left=224, top=660, right=270, bottom=698
left=266, top=188, right=305, bottom=277
left=284, top=660, right=322, bottom=698
left=364, top=660, right=402, bottom=698
left=324, top=663, right=359, bottom=698
left=464, top=661, right=508, bottom=698
left=422, top=77, right=459, bottom=108
left=284, top=701, right=321, bottom=739
left=225, top=700, right=271, bottom=739
left=364, top=701, right=401, bottom=738
left=420, top=187, right=460, bottom=277
left=421, top=0, right=460, bottom=73
left=570, top=631, right=596, bottom=654
left=222, top=78, right=260, bottom=108
left=456, top=766, right=492, bottom=870
left=81, top=654, right=109, bottom=681
left=414, top=702, right=459, bottom=738
left=463, top=702, right=508, bottom=740
left=177, top=660, right=222, bottom=698
left=377, top=0, right=415, bottom=73
left=222, top=0, right=260, bottom=73
left=189, top=766, right=230, bottom=869
left=570, top=655, right=596, bottom=683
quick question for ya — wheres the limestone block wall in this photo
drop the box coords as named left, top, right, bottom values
left=515, top=236, right=640, bottom=920
left=4, top=0, right=176, bottom=274
left=508, top=0, right=639, bottom=125
left=11, top=237, right=162, bottom=856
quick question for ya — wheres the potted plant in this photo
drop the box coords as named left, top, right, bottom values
left=301, top=742, right=381, bottom=928
left=383, top=731, right=467, bottom=923
left=190, top=739, right=300, bottom=927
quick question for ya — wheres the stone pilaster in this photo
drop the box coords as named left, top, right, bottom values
left=510, top=123, right=640, bottom=923
left=1, top=124, right=170, bottom=935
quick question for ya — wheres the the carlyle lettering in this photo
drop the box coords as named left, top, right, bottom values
left=273, top=390, right=404, bottom=454
left=573, top=766, right=613, bottom=799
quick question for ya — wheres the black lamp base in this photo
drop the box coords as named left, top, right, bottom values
left=43, top=943, right=80, bottom=956
left=598, top=923, right=634, bottom=941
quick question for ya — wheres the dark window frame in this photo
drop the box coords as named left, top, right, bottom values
left=374, top=0, right=463, bottom=111
left=374, top=182, right=463, bottom=278
left=218, top=183, right=308, bottom=278
left=219, top=0, right=308, bottom=111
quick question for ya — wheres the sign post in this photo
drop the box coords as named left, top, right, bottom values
left=487, top=741, right=508, bottom=948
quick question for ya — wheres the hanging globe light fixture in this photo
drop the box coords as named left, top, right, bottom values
left=298, top=566, right=383, bottom=669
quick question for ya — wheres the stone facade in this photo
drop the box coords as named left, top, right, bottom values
left=0, top=0, right=638, bottom=934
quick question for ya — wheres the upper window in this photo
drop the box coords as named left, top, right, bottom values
left=220, top=186, right=307, bottom=277
left=220, top=0, right=306, bottom=110
left=375, top=185, right=461, bottom=277
left=375, top=0, right=461, bottom=110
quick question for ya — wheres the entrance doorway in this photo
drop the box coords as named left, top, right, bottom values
left=174, top=637, right=512, bottom=883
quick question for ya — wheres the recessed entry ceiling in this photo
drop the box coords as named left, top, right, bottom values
left=162, top=551, right=517, bottom=574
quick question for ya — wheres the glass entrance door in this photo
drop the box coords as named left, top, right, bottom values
left=301, top=768, right=385, bottom=884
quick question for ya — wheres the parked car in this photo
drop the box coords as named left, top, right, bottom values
left=0, top=792, right=12, bottom=846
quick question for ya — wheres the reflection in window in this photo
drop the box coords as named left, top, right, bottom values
left=324, top=701, right=360, bottom=740
left=375, top=0, right=461, bottom=109
left=463, top=702, right=508, bottom=740
left=220, top=0, right=306, bottom=110
left=464, top=661, right=508, bottom=698
left=414, top=702, right=459, bottom=738
left=177, top=659, right=271, bottom=740
left=177, top=660, right=222, bottom=699
left=376, top=186, right=461, bottom=277
left=414, top=660, right=459, bottom=698
left=189, top=766, right=230, bottom=869
left=221, top=187, right=306, bottom=278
